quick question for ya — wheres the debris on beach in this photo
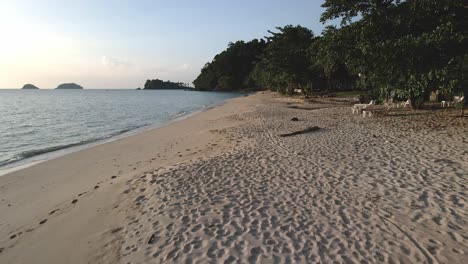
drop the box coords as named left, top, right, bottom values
left=279, top=126, right=321, bottom=137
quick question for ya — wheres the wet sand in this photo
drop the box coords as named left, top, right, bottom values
left=0, top=92, right=467, bottom=263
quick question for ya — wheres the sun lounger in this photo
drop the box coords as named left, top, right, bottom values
left=362, top=110, right=373, bottom=117
left=402, top=99, right=410, bottom=108
left=352, top=100, right=375, bottom=114
left=454, top=96, right=465, bottom=104
left=442, top=96, right=464, bottom=107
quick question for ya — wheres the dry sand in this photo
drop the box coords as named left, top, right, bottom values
left=0, top=92, right=467, bottom=263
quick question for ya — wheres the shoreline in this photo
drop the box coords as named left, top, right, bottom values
left=0, top=94, right=242, bottom=176
left=0, top=92, right=256, bottom=264
left=0, top=92, right=466, bottom=263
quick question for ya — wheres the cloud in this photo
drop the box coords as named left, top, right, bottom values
left=176, top=63, right=193, bottom=71
left=101, top=56, right=131, bottom=68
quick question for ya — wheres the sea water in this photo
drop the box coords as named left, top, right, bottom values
left=0, top=89, right=242, bottom=170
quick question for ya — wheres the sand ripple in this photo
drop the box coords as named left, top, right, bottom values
left=116, top=95, right=467, bottom=263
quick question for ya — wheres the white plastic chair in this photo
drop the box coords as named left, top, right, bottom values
left=454, top=96, right=465, bottom=105
left=352, top=100, right=375, bottom=114
left=403, top=99, right=410, bottom=108
left=362, top=110, right=373, bottom=118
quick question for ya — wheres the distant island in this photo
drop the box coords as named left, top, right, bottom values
left=144, top=79, right=191, bottom=90
left=56, top=83, right=83, bottom=89
left=22, top=84, right=39, bottom=89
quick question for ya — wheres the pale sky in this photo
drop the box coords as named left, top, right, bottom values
left=0, top=0, right=329, bottom=89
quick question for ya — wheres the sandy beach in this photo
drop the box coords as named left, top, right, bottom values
left=0, top=92, right=467, bottom=263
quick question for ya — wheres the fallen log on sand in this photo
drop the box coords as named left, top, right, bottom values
left=279, top=126, right=321, bottom=137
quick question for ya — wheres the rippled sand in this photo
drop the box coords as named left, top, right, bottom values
left=115, top=93, right=468, bottom=263
left=1, top=92, right=466, bottom=263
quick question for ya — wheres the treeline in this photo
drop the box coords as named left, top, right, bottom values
left=193, top=0, right=468, bottom=109
left=144, top=79, right=191, bottom=90
left=193, top=39, right=267, bottom=91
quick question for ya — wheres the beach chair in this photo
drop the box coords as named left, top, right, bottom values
left=442, top=96, right=464, bottom=107
left=352, top=100, right=375, bottom=114
left=362, top=110, right=373, bottom=117
left=294, top=88, right=303, bottom=94
left=403, top=99, right=410, bottom=108
left=383, top=98, right=394, bottom=109
left=454, top=96, right=465, bottom=105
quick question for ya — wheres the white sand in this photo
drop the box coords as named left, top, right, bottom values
left=0, top=92, right=467, bottom=263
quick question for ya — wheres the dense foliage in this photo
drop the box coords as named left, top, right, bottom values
left=193, top=0, right=467, bottom=108
left=144, top=79, right=191, bottom=90
left=250, top=26, right=316, bottom=94
left=193, top=40, right=267, bottom=91
left=320, top=0, right=468, bottom=108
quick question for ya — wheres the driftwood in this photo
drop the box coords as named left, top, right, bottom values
left=279, top=126, right=321, bottom=137
left=287, top=105, right=329, bottom=111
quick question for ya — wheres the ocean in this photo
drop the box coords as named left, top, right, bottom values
left=0, top=89, right=242, bottom=171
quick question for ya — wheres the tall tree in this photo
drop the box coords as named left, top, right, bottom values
left=309, top=25, right=358, bottom=93
left=321, top=0, right=468, bottom=109
left=251, top=25, right=315, bottom=94
left=193, top=39, right=267, bottom=91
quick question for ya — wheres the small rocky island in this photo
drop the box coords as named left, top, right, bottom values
left=56, top=83, right=83, bottom=89
left=22, top=84, right=39, bottom=89
left=144, top=79, right=191, bottom=90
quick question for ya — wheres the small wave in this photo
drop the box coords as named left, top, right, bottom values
left=18, top=141, right=96, bottom=160
left=0, top=158, right=21, bottom=168
left=0, top=102, right=230, bottom=169
left=0, top=90, right=243, bottom=173
left=172, top=111, right=188, bottom=118
left=0, top=126, right=146, bottom=168
left=108, top=125, right=144, bottom=137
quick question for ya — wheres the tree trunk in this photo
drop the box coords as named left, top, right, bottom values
left=461, top=101, right=465, bottom=117
left=409, top=95, right=424, bottom=110
left=458, top=87, right=467, bottom=116
left=409, top=96, right=417, bottom=110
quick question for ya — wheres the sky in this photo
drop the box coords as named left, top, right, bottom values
left=0, top=0, right=331, bottom=89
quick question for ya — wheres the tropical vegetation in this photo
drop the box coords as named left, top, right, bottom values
left=193, top=0, right=467, bottom=109
left=144, top=79, right=191, bottom=90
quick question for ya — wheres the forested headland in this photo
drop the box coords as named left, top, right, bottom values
left=193, top=0, right=467, bottom=109
left=144, top=79, right=192, bottom=90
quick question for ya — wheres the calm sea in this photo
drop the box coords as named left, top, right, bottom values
left=0, top=89, right=242, bottom=170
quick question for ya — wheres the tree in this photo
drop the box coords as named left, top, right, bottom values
left=251, top=25, right=315, bottom=94
left=320, top=0, right=468, bottom=109
left=144, top=79, right=190, bottom=90
left=193, top=39, right=267, bottom=91
left=308, top=25, right=358, bottom=93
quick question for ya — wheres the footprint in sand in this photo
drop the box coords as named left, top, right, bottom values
left=148, top=233, right=160, bottom=244
left=49, top=209, right=60, bottom=215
